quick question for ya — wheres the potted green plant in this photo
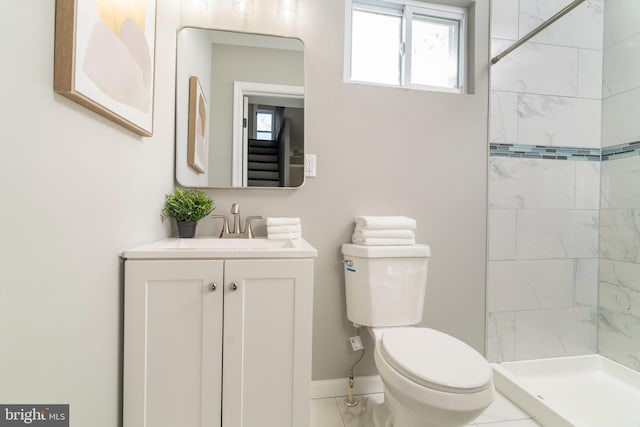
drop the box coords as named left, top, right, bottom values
left=161, top=188, right=214, bottom=238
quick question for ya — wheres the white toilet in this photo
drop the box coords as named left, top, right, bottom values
left=342, top=243, right=494, bottom=427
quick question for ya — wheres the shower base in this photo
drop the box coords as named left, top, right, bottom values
left=492, top=355, right=640, bottom=427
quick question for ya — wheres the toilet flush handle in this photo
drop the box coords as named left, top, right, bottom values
left=343, top=259, right=355, bottom=272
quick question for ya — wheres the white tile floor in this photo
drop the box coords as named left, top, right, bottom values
left=311, top=391, right=541, bottom=427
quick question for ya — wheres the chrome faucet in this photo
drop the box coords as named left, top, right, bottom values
left=230, top=203, right=241, bottom=234
left=212, top=203, right=262, bottom=238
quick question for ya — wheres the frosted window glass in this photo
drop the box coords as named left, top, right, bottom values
left=410, top=15, right=459, bottom=88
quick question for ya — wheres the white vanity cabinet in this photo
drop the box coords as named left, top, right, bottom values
left=122, top=239, right=316, bottom=427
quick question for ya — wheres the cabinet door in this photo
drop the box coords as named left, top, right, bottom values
left=223, top=259, right=313, bottom=427
left=123, top=260, right=224, bottom=427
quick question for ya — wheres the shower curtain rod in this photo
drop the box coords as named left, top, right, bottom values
left=490, top=0, right=586, bottom=65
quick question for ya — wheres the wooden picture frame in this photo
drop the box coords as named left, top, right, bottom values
left=53, top=0, right=157, bottom=136
left=187, top=76, right=208, bottom=174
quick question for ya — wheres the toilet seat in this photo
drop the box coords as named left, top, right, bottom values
left=380, top=328, right=492, bottom=394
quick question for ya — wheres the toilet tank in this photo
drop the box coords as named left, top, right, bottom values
left=341, top=243, right=430, bottom=327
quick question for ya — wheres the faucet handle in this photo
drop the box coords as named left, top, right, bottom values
left=211, top=215, right=229, bottom=238
left=244, top=216, right=262, bottom=239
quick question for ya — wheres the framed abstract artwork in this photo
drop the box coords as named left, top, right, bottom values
left=187, top=76, right=208, bottom=174
left=53, top=0, right=157, bottom=136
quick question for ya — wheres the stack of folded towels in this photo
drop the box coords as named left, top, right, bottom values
left=352, top=215, right=416, bottom=246
left=266, top=217, right=302, bottom=240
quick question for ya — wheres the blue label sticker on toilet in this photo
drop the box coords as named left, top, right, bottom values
left=346, top=267, right=356, bottom=272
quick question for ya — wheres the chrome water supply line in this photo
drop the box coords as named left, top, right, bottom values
left=344, top=325, right=365, bottom=408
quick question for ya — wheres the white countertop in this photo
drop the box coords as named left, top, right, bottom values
left=122, top=237, right=318, bottom=260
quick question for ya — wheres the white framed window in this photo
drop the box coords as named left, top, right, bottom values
left=255, top=109, right=274, bottom=140
left=345, top=0, right=467, bottom=93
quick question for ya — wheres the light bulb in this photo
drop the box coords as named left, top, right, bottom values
left=182, top=0, right=208, bottom=12
left=233, top=0, right=254, bottom=17
left=278, top=0, right=298, bottom=20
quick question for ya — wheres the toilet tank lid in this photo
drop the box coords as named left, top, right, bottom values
left=341, top=243, right=430, bottom=258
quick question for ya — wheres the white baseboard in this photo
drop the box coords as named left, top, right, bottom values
left=311, top=375, right=384, bottom=399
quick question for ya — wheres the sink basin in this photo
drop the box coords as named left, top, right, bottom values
left=122, top=237, right=317, bottom=259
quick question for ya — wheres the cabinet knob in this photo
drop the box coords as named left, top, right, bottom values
left=208, top=282, right=217, bottom=291
left=230, top=282, right=238, bottom=291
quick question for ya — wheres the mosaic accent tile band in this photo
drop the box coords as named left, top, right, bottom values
left=490, top=142, right=640, bottom=162
left=489, top=143, right=601, bottom=161
left=602, top=141, right=640, bottom=161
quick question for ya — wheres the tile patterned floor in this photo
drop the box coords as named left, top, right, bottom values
left=311, top=391, right=541, bottom=427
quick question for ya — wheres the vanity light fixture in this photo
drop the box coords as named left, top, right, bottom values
left=233, top=0, right=254, bottom=17
left=277, top=0, right=298, bottom=20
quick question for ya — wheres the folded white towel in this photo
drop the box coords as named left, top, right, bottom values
left=267, top=224, right=302, bottom=234
left=353, top=227, right=415, bottom=239
left=355, top=216, right=417, bottom=230
left=268, top=232, right=302, bottom=240
left=352, top=235, right=416, bottom=246
left=266, top=217, right=301, bottom=226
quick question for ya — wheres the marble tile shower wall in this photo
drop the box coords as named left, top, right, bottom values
left=599, top=0, right=640, bottom=372
left=487, top=0, right=603, bottom=362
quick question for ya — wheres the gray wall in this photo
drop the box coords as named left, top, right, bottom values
left=0, top=1, right=178, bottom=426
left=184, top=0, right=490, bottom=380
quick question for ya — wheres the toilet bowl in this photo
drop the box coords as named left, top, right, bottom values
left=368, top=327, right=494, bottom=427
left=341, top=243, right=495, bottom=427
